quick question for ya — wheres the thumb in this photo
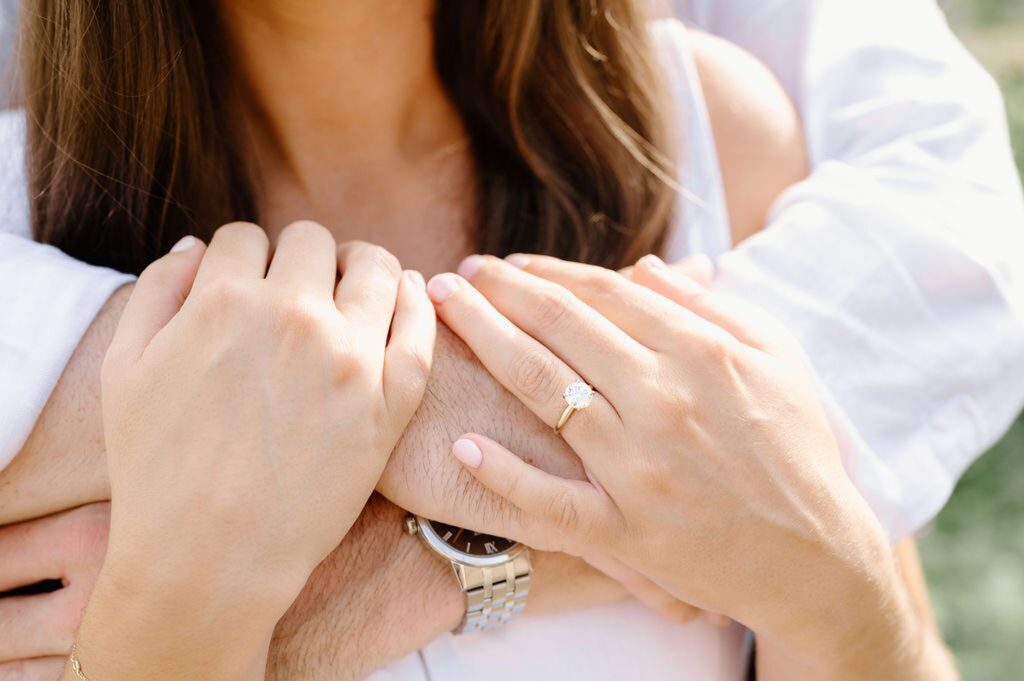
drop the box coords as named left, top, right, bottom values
left=106, top=236, right=206, bottom=364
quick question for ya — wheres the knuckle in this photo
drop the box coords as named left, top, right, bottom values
left=342, top=241, right=402, bottom=280
left=654, top=370, right=698, bottom=424
left=478, top=486, right=521, bottom=536
left=386, top=349, right=433, bottom=410
left=333, top=348, right=375, bottom=386
left=403, top=347, right=434, bottom=388
left=367, top=244, right=403, bottom=280
left=671, top=390, right=699, bottom=425
left=534, top=286, right=575, bottom=328
left=580, top=270, right=622, bottom=302
left=697, top=331, right=735, bottom=366
left=545, top=489, right=581, bottom=534
left=280, top=219, right=335, bottom=247
left=275, top=295, right=328, bottom=336
left=137, top=256, right=177, bottom=288
left=632, top=458, right=672, bottom=494
left=508, top=348, right=561, bottom=405
left=216, top=221, right=269, bottom=247
left=501, top=468, right=523, bottom=503
left=200, top=277, right=254, bottom=311
left=136, top=259, right=190, bottom=305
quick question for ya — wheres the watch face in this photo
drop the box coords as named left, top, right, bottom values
left=426, top=520, right=518, bottom=557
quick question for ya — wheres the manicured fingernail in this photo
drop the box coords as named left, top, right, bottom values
left=427, top=273, right=460, bottom=303
left=457, top=254, right=485, bottom=280
left=452, top=438, right=483, bottom=469
left=639, top=254, right=665, bottom=269
left=405, top=270, right=426, bottom=289
left=505, top=253, right=529, bottom=269
left=170, top=235, right=197, bottom=253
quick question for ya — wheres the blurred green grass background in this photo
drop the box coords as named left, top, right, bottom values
left=922, top=2, right=1024, bottom=679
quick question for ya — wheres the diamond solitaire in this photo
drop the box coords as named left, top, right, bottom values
left=563, top=380, right=594, bottom=410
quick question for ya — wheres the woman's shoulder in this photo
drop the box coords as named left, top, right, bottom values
left=0, top=108, right=30, bottom=238
left=652, top=20, right=808, bottom=245
left=688, top=31, right=808, bottom=243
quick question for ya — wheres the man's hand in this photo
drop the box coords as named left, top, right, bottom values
left=0, top=501, right=460, bottom=681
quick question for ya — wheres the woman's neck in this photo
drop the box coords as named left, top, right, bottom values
left=220, top=0, right=474, bottom=265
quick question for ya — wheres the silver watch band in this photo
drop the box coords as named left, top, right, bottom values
left=454, top=553, right=532, bottom=634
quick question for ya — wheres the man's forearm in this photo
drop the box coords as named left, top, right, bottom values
left=381, top=324, right=588, bottom=525
left=269, top=494, right=463, bottom=681
left=0, top=283, right=624, bottom=676
left=0, top=285, right=129, bottom=524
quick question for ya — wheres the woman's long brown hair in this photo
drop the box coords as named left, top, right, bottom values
left=22, top=1, right=677, bottom=275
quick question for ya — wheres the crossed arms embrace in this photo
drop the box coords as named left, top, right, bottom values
left=2, top=1, right=1024, bottom=680
left=4, top=227, right=958, bottom=681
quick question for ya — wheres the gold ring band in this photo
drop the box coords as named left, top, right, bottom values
left=555, top=405, right=577, bottom=434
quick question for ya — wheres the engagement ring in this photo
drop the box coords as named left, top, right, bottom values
left=555, top=380, right=595, bottom=434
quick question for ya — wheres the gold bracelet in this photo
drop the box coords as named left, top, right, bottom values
left=69, top=643, right=90, bottom=680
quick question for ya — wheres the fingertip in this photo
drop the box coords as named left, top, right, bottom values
left=505, top=253, right=530, bottom=269
left=636, top=254, right=666, bottom=271
left=457, top=254, right=485, bottom=280
left=163, top=236, right=207, bottom=274
left=404, top=269, right=426, bottom=290
left=426, top=273, right=462, bottom=304
left=635, top=258, right=704, bottom=296
left=452, top=437, right=483, bottom=469
left=169, top=235, right=198, bottom=253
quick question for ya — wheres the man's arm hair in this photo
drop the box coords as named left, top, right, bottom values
left=0, top=287, right=128, bottom=524
left=0, top=285, right=625, bottom=677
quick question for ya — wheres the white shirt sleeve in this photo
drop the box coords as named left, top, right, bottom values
left=0, top=110, right=134, bottom=471
left=684, top=0, right=1024, bottom=539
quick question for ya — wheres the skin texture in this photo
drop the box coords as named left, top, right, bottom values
left=62, top=224, right=442, bottom=681
left=0, top=13, right=953, bottom=680
left=430, top=253, right=958, bottom=680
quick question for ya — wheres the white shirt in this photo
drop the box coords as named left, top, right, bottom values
left=1, top=1, right=1022, bottom=679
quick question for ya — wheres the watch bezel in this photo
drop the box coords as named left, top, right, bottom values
left=414, top=516, right=526, bottom=568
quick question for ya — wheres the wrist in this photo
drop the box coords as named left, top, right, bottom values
left=761, top=521, right=934, bottom=680
left=101, top=520, right=310, bottom=624
left=268, top=495, right=465, bottom=680
left=73, top=562, right=279, bottom=680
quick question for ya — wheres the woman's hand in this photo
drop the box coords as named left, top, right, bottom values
left=71, top=222, right=435, bottom=680
left=426, top=253, right=921, bottom=679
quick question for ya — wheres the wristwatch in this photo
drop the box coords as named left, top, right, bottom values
left=404, top=515, right=531, bottom=634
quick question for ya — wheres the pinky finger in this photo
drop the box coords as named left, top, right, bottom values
left=383, top=271, right=437, bottom=416
left=451, top=435, right=611, bottom=546
left=0, top=657, right=67, bottom=681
